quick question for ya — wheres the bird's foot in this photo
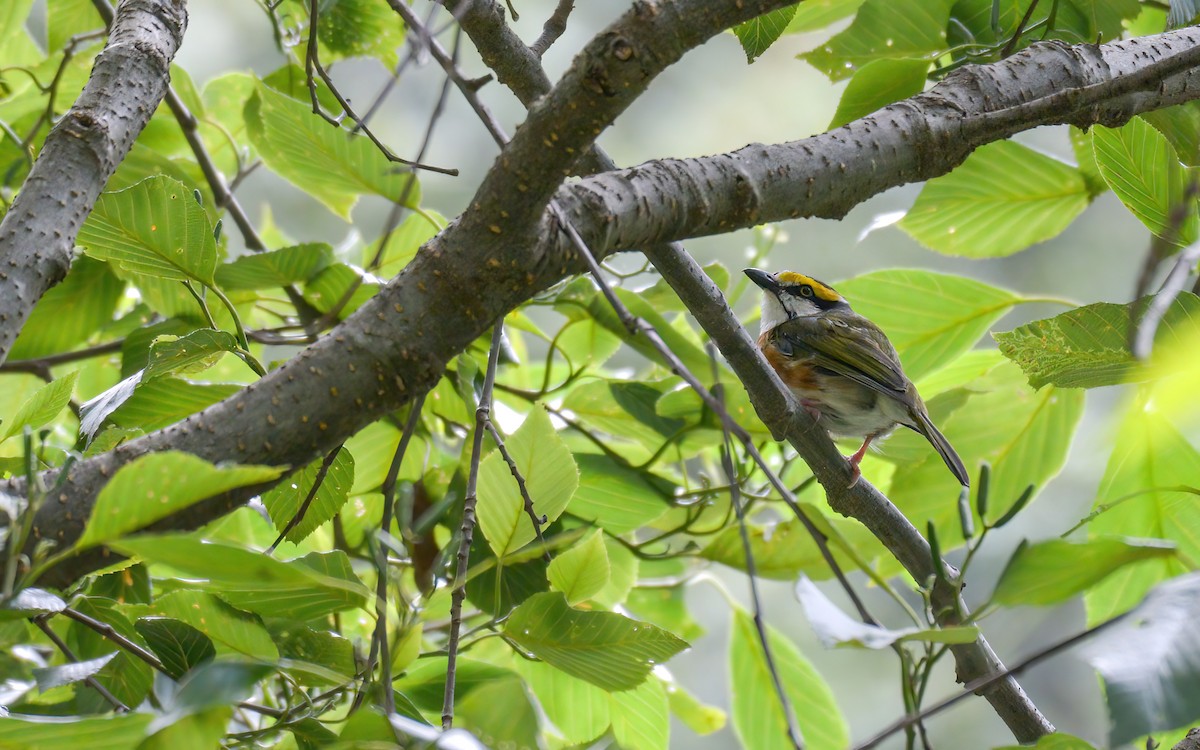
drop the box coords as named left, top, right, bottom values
left=845, top=436, right=875, bottom=489
left=799, top=399, right=823, bottom=423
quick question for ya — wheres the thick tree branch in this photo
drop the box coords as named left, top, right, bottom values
left=0, top=0, right=187, bottom=365
left=6, top=15, right=1200, bottom=632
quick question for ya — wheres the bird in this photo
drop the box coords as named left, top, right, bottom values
left=744, top=268, right=969, bottom=488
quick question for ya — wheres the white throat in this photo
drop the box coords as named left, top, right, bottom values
left=758, top=293, right=791, bottom=335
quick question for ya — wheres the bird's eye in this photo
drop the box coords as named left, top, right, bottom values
left=799, top=285, right=814, bottom=298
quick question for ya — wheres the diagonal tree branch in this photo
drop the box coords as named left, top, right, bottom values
left=0, top=0, right=187, bottom=366
left=5, top=11, right=1200, bottom=636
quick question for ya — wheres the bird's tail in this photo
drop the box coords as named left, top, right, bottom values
left=913, top=410, right=970, bottom=487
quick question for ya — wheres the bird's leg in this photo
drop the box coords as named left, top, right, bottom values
left=846, top=434, right=877, bottom=488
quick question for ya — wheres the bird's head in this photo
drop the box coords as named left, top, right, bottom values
left=743, top=268, right=847, bottom=333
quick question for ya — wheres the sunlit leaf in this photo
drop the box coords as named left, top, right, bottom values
left=830, top=58, right=927, bottom=128
left=78, top=175, right=219, bottom=284
left=1, top=370, right=78, bottom=442
left=733, top=5, right=800, bottom=62
left=804, top=0, right=954, bottom=81
left=547, top=529, right=610, bottom=604
left=262, top=447, right=354, bottom=544
left=899, top=141, right=1091, bottom=257
left=994, top=537, right=1177, bottom=607
left=504, top=593, right=688, bottom=692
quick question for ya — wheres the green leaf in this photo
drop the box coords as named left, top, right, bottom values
left=547, top=529, right=610, bottom=604
left=262, top=446, right=354, bottom=544
left=214, top=243, right=334, bottom=291
left=111, top=536, right=370, bottom=620
left=837, top=269, right=1021, bottom=380
left=587, top=289, right=712, bottom=377
left=274, top=622, right=357, bottom=684
left=568, top=453, right=669, bottom=535
left=898, top=141, right=1091, bottom=257
left=1141, top=101, right=1200, bottom=166
left=702, top=516, right=834, bottom=580
left=517, top=659, right=610, bottom=744
left=993, top=733, right=1098, bottom=750
left=829, top=58, right=927, bottom=128
left=994, top=537, right=1177, bottom=607
left=78, top=175, right=219, bottom=284
left=1084, top=404, right=1200, bottom=626
left=476, top=406, right=579, bottom=556
left=786, top=0, right=866, bottom=32
left=9, top=257, right=124, bottom=359
left=609, top=676, right=670, bottom=750
left=729, top=608, right=848, bottom=750
left=315, top=0, right=405, bottom=66
left=994, top=294, right=1200, bottom=389
left=1092, top=117, right=1198, bottom=245
left=455, top=676, right=543, bottom=750
left=361, top=211, right=446, bottom=279
left=803, top=0, right=954, bottom=81
left=0, top=713, right=153, bottom=750
left=47, top=0, right=103, bottom=52
left=504, top=592, right=688, bottom=692
left=889, top=362, right=1084, bottom=553
left=77, top=452, right=284, bottom=549
left=1, top=370, right=77, bottom=441
left=141, top=708, right=230, bottom=750
left=302, top=262, right=379, bottom=318
left=1084, top=573, right=1200, bottom=746
left=143, top=329, right=241, bottom=381
left=134, top=617, right=216, bottom=679
left=245, top=83, right=421, bottom=219
left=665, top=678, right=726, bottom=735
left=733, top=5, right=800, bottom=62
left=128, top=590, right=278, bottom=659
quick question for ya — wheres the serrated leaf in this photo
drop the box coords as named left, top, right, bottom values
left=899, top=141, right=1091, bottom=257
left=135, top=617, right=216, bottom=679
left=77, top=452, right=284, bottom=549
left=993, top=733, right=1098, bottom=750
left=262, top=446, right=354, bottom=544
left=1, top=370, right=78, bottom=442
left=9, top=257, right=124, bottom=359
left=1083, top=573, right=1200, bottom=746
left=830, top=57, right=927, bottom=128
left=609, top=676, right=669, bottom=750
left=112, top=536, right=370, bottom=620
left=547, top=529, right=610, bottom=604
left=803, top=0, right=954, bottom=81
left=889, top=362, right=1084, bottom=554
left=1141, top=101, right=1200, bottom=166
left=127, top=590, right=278, bottom=659
left=1, top=588, right=66, bottom=618
left=78, top=175, right=219, bottom=284
left=143, top=329, right=241, bottom=380
left=837, top=270, right=1020, bottom=380
left=504, top=592, right=688, bottom=692
left=795, top=577, right=979, bottom=647
left=1092, top=117, right=1198, bottom=245
left=245, top=83, right=421, bottom=219
left=569, top=453, right=669, bottom=535
left=733, top=5, right=800, bottom=62
left=994, top=294, right=1200, bottom=389
left=517, top=659, right=610, bottom=744
left=994, top=538, right=1177, bottom=607
left=729, top=608, right=848, bottom=750
left=214, top=243, right=334, bottom=291
left=32, top=652, right=116, bottom=692
left=477, top=406, right=579, bottom=556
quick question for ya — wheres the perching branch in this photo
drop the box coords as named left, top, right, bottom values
left=0, top=0, right=187, bottom=366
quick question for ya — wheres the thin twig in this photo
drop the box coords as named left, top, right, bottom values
left=442, top=323, right=504, bottom=729
left=1000, top=0, right=1041, bottom=57
left=304, top=0, right=458, bottom=176
left=267, top=443, right=344, bottom=554
left=482, top=416, right=550, bottom=561
left=33, top=615, right=129, bottom=712
left=1132, top=239, right=1200, bottom=359
left=529, top=0, right=574, bottom=57
left=714, top=366, right=803, bottom=750
left=368, top=393, right=426, bottom=716
left=60, top=607, right=166, bottom=672
left=0, top=339, right=124, bottom=374
left=852, top=612, right=1126, bottom=750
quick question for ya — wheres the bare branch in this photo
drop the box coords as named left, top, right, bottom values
left=529, top=0, right=574, bottom=58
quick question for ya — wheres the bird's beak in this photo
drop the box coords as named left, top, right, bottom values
left=743, top=268, right=781, bottom=294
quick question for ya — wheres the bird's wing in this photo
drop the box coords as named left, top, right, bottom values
left=776, top=315, right=910, bottom=397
